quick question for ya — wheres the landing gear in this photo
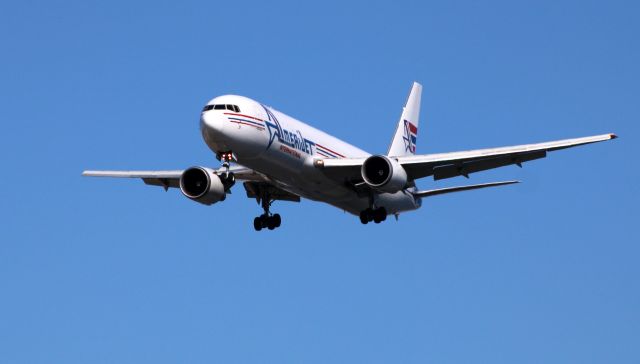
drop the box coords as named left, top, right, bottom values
left=359, top=207, right=387, bottom=225
left=253, top=190, right=282, bottom=231
left=253, top=213, right=282, bottom=231
left=220, top=172, right=235, bottom=188
left=219, top=151, right=235, bottom=189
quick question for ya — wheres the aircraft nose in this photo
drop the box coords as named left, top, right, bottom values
left=201, top=110, right=229, bottom=135
left=200, top=110, right=229, bottom=145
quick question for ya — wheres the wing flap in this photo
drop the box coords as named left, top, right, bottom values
left=413, top=180, right=520, bottom=198
left=142, top=177, right=181, bottom=189
left=82, top=170, right=183, bottom=179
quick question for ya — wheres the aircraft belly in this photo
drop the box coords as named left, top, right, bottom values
left=245, top=161, right=416, bottom=216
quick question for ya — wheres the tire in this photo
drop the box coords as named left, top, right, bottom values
left=359, top=211, right=369, bottom=224
left=378, top=207, right=387, bottom=222
left=266, top=216, right=276, bottom=230
left=365, top=208, right=374, bottom=222
left=259, top=214, right=268, bottom=228
left=373, top=207, right=386, bottom=224
left=223, top=172, right=235, bottom=188
left=273, top=214, right=281, bottom=228
left=253, top=217, right=262, bottom=231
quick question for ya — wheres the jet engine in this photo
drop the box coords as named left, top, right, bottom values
left=179, top=167, right=226, bottom=205
left=361, top=155, right=408, bottom=193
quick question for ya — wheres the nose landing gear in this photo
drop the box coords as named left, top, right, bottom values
left=359, top=207, right=387, bottom=224
left=219, top=151, right=235, bottom=187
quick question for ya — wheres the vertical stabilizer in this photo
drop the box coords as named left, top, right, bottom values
left=387, top=82, right=422, bottom=157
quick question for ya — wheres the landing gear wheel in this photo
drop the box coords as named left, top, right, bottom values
left=259, top=214, right=268, bottom=227
left=359, top=211, right=369, bottom=224
left=361, top=207, right=387, bottom=224
left=266, top=218, right=276, bottom=230
left=253, top=217, right=262, bottom=231
left=221, top=172, right=235, bottom=188
left=273, top=214, right=281, bottom=228
left=373, top=207, right=387, bottom=223
left=360, top=208, right=374, bottom=224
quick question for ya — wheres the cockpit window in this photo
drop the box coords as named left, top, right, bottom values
left=202, top=104, right=241, bottom=113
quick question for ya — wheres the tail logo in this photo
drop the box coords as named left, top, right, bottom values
left=402, top=119, right=418, bottom=153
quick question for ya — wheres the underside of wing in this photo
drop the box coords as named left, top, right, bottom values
left=413, top=180, right=520, bottom=197
left=82, top=170, right=184, bottom=189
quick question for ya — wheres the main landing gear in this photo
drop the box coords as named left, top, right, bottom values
left=254, top=213, right=281, bottom=231
left=253, top=190, right=282, bottom=231
left=359, top=207, right=387, bottom=224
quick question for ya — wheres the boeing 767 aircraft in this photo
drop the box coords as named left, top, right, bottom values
left=84, top=82, right=616, bottom=231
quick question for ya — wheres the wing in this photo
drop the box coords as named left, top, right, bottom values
left=82, top=165, right=302, bottom=204
left=317, top=133, right=617, bottom=182
left=82, top=165, right=267, bottom=190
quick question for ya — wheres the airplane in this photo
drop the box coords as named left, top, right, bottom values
left=83, top=82, right=617, bottom=231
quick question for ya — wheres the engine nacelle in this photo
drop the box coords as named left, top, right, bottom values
left=179, top=166, right=226, bottom=205
left=361, top=155, right=408, bottom=193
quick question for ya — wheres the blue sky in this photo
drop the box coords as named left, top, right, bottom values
left=0, top=0, right=638, bottom=363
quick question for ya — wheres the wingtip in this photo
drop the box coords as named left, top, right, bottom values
left=610, top=133, right=618, bottom=139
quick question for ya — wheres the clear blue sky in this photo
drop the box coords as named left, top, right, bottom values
left=1, top=0, right=638, bottom=363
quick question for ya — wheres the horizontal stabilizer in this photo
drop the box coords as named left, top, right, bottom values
left=412, top=180, right=520, bottom=198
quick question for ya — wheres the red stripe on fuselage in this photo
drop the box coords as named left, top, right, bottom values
left=316, top=144, right=345, bottom=158
left=228, top=119, right=265, bottom=130
left=224, top=112, right=264, bottom=122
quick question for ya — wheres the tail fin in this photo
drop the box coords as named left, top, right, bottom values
left=388, top=82, right=422, bottom=157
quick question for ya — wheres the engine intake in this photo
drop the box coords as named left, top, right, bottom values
left=361, top=155, right=408, bottom=193
left=180, top=167, right=226, bottom=205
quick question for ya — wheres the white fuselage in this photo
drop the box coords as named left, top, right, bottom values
left=200, top=95, right=421, bottom=216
